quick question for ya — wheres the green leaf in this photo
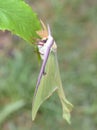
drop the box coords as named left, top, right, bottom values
left=0, top=100, right=25, bottom=124
left=0, top=0, right=41, bottom=43
left=32, top=51, right=73, bottom=123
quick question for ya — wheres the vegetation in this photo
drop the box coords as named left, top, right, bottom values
left=0, top=0, right=97, bottom=130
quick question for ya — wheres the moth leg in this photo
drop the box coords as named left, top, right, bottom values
left=43, top=70, right=46, bottom=75
left=37, top=43, right=44, bottom=46
left=39, top=52, right=44, bottom=55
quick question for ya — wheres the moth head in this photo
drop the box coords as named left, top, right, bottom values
left=41, top=37, right=48, bottom=44
left=37, top=20, right=57, bottom=51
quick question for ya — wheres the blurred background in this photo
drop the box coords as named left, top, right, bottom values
left=0, top=0, right=97, bottom=130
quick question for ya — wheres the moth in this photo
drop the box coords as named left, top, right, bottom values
left=34, top=21, right=57, bottom=95
left=32, top=21, right=73, bottom=123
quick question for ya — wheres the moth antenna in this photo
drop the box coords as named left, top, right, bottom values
left=47, top=24, right=51, bottom=36
left=40, top=19, right=47, bottom=31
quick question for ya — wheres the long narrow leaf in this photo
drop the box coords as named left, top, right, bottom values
left=0, top=100, right=25, bottom=124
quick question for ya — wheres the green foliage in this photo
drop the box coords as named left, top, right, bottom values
left=0, top=100, right=25, bottom=124
left=0, top=43, right=37, bottom=100
left=0, top=0, right=41, bottom=43
left=1, top=0, right=97, bottom=130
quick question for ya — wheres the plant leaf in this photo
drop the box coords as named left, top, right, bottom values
left=0, top=100, right=25, bottom=124
left=32, top=51, right=73, bottom=123
left=0, top=0, right=41, bottom=43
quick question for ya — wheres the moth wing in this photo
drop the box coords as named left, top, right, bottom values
left=32, top=51, right=73, bottom=123
left=32, top=52, right=58, bottom=120
left=54, top=53, right=73, bottom=123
